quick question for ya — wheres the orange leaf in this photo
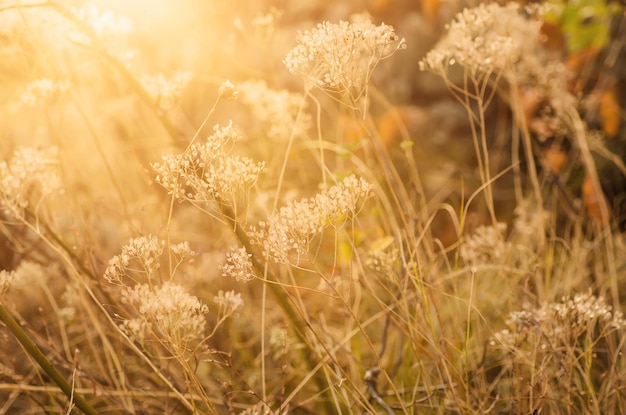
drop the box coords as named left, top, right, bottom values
left=421, top=0, right=440, bottom=22
left=582, top=175, right=609, bottom=224
left=599, top=89, right=621, bottom=138
left=542, top=145, right=568, bottom=174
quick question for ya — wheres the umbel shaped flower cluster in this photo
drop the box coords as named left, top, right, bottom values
left=237, top=79, right=311, bottom=141
left=284, top=15, right=405, bottom=97
left=250, top=175, right=373, bottom=264
left=104, top=234, right=165, bottom=285
left=104, top=235, right=215, bottom=347
left=0, top=147, right=61, bottom=218
left=419, top=3, right=542, bottom=79
left=492, top=293, right=626, bottom=350
left=121, top=281, right=209, bottom=345
left=152, top=122, right=266, bottom=206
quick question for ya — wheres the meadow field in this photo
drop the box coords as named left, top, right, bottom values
left=0, top=0, right=625, bottom=413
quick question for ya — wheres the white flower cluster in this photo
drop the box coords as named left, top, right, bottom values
left=1, top=261, right=49, bottom=297
left=104, top=234, right=164, bottom=285
left=366, top=246, right=399, bottom=274
left=213, top=290, right=244, bottom=318
left=152, top=122, right=266, bottom=205
left=120, top=281, right=209, bottom=345
left=284, top=16, right=405, bottom=96
left=492, top=293, right=625, bottom=349
left=250, top=175, right=373, bottom=264
left=139, top=71, right=192, bottom=110
left=71, top=5, right=133, bottom=38
left=251, top=8, right=282, bottom=39
left=551, top=293, right=624, bottom=329
left=460, top=223, right=511, bottom=266
left=0, top=147, right=61, bottom=218
left=218, top=80, right=238, bottom=100
left=238, top=80, right=311, bottom=141
left=220, top=246, right=255, bottom=282
left=419, top=3, right=542, bottom=79
left=10, top=78, right=70, bottom=111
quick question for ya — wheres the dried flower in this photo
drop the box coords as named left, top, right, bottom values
left=220, top=246, right=255, bottom=282
left=284, top=16, right=405, bottom=97
left=420, top=3, right=541, bottom=78
left=237, top=80, right=310, bottom=141
left=252, top=7, right=282, bottom=39
left=0, top=261, right=50, bottom=296
left=104, top=234, right=164, bottom=285
left=71, top=5, right=133, bottom=38
left=249, top=175, right=373, bottom=264
left=218, top=80, right=238, bottom=100
left=10, top=78, right=70, bottom=111
left=170, top=241, right=196, bottom=260
left=0, top=147, right=61, bottom=218
left=365, top=236, right=399, bottom=274
left=460, top=223, right=511, bottom=266
left=121, top=281, right=209, bottom=345
left=152, top=122, right=266, bottom=206
left=491, top=293, right=625, bottom=349
left=140, top=71, right=192, bottom=109
left=213, top=290, right=243, bottom=318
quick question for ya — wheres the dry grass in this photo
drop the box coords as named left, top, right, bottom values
left=0, top=1, right=625, bottom=414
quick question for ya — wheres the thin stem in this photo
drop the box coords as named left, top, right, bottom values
left=0, top=300, right=99, bottom=415
left=220, top=204, right=338, bottom=414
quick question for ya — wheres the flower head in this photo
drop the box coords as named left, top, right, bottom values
left=237, top=80, right=310, bottom=141
left=284, top=16, right=405, bottom=97
left=250, top=175, right=373, bottom=264
left=419, top=3, right=542, bottom=78
left=0, top=147, right=61, bottom=218
left=220, top=246, right=255, bottom=282
left=460, top=223, right=511, bottom=266
left=104, top=234, right=164, bottom=285
left=121, top=281, right=209, bottom=345
left=140, top=71, right=192, bottom=110
left=152, top=122, right=266, bottom=206
left=213, top=290, right=244, bottom=318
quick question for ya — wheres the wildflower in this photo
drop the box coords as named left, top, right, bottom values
left=365, top=236, right=399, bottom=274
left=0, top=147, right=61, bottom=218
left=551, top=293, right=624, bottom=329
left=170, top=241, right=196, bottom=259
left=237, top=80, right=310, bottom=141
left=249, top=175, right=373, bottom=264
left=269, top=326, right=288, bottom=359
left=491, top=293, right=625, bottom=348
left=419, top=3, right=541, bottom=78
left=10, top=78, right=70, bottom=111
left=284, top=16, right=405, bottom=97
left=139, top=71, right=192, bottom=109
left=104, top=234, right=164, bottom=285
left=460, top=223, right=510, bottom=266
left=0, top=261, right=50, bottom=296
left=218, top=80, right=238, bottom=100
left=152, top=122, right=266, bottom=206
left=251, top=7, right=282, bottom=39
left=220, top=246, right=255, bottom=282
left=121, top=281, right=208, bottom=345
left=213, top=290, right=244, bottom=318
left=71, top=5, right=133, bottom=38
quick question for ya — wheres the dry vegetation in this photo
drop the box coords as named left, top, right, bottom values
left=0, top=0, right=625, bottom=414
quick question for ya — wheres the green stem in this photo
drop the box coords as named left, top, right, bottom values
left=0, top=301, right=99, bottom=415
